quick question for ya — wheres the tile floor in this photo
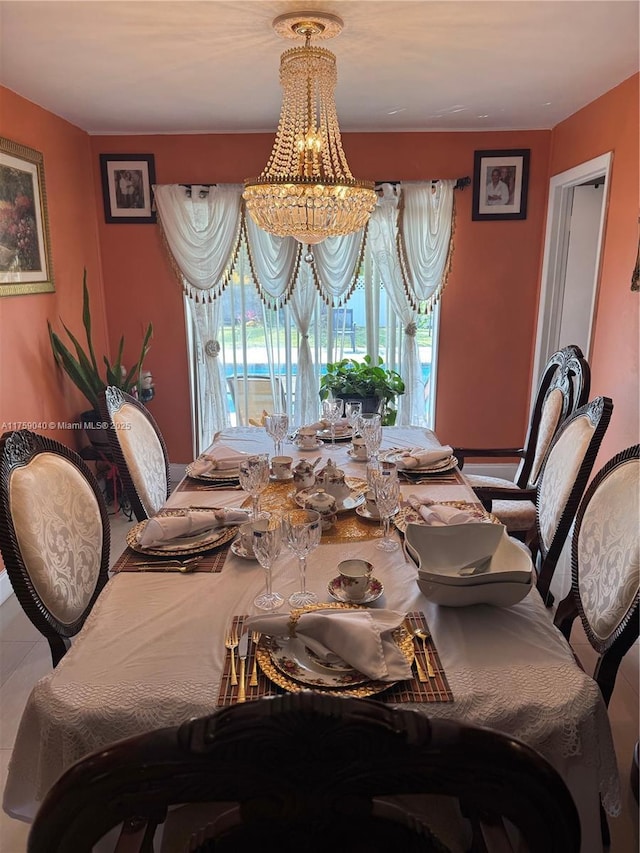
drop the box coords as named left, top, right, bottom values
left=0, top=512, right=637, bottom=852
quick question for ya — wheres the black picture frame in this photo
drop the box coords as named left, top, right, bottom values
left=472, top=149, right=530, bottom=221
left=99, top=154, right=156, bottom=224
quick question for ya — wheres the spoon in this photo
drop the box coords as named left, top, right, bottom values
left=413, top=627, right=436, bottom=678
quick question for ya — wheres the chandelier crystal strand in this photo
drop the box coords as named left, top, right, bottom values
left=244, top=14, right=376, bottom=245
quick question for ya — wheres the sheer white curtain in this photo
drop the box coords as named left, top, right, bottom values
left=311, top=230, right=366, bottom=306
left=244, top=215, right=300, bottom=308
left=367, top=184, right=423, bottom=426
left=154, top=184, right=243, bottom=451
left=288, top=263, right=320, bottom=425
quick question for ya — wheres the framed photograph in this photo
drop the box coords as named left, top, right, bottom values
left=99, top=153, right=156, bottom=223
left=0, top=137, right=54, bottom=297
left=472, top=149, right=530, bottom=221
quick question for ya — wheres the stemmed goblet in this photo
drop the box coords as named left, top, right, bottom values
left=238, top=454, right=270, bottom=519
left=358, top=412, right=382, bottom=463
left=264, top=413, right=289, bottom=458
left=321, top=397, right=344, bottom=445
left=373, top=472, right=400, bottom=552
left=253, top=517, right=284, bottom=611
left=283, top=509, right=322, bottom=607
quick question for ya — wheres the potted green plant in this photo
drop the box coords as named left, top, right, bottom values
left=48, top=270, right=153, bottom=447
left=319, top=355, right=405, bottom=426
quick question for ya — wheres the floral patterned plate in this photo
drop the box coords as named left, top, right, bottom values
left=268, top=635, right=370, bottom=688
left=126, top=509, right=238, bottom=557
left=185, top=461, right=241, bottom=482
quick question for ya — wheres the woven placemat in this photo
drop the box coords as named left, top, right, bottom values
left=112, top=541, right=232, bottom=574
left=398, top=468, right=466, bottom=486
left=217, top=611, right=452, bottom=707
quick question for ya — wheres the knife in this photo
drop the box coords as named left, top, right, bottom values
left=237, top=631, right=249, bottom=703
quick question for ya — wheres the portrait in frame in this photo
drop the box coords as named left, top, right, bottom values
left=0, top=137, right=54, bottom=296
left=100, top=153, right=156, bottom=224
left=472, top=149, right=530, bottom=221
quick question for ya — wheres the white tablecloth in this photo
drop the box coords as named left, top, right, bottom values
left=3, top=427, right=620, bottom=853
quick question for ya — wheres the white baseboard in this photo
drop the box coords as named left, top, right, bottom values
left=464, top=462, right=518, bottom=481
left=0, top=570, right=13, bottom=606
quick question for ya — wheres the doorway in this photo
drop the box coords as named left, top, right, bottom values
left=532, top=152, right=612, bottom=392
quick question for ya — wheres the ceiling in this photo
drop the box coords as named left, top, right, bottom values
left=1, top=1, right=638, bottom=135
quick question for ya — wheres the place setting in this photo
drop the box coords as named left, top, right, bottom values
left=381, top=444, right=461, bottom=483
left=183, top=445, right=249, bottom=487
left=217, top=606, right=452, bottom=707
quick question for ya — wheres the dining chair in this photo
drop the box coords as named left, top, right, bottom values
left=482, top=396, right=613, bottom=602
left=454, top=345, right=590, bottom=537
left=0, top=429, right=110, bottom=667
left=99, top=386, right=171, bottom=521
left=27, top=693, right=581, bottom=853
left=553, top=444, right=639, bottom=848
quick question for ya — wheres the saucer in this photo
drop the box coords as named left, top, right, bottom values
left=355, top=504, right=399, bottom=521
left=269, top=471, right=294, bottom=482
left=347, top=449, right=368, bottom=462
left=327, top=575, right=384, bottom=604
left=230, top=540, right=256, bottom=560
left=294, top=439, right=324, bottom=451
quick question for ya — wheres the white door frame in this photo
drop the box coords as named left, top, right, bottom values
left=531, top=152, right=612, bottom=393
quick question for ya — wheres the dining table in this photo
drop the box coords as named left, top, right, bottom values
left=3, top=425, right=620, bottom=852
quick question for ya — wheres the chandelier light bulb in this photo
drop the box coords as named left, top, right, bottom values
left=243, top=12, right=376, bottom=245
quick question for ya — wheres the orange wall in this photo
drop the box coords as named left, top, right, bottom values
left=89, top=130, right=551, bottom=461
left=548, top=74, right=639, bottom=465
left=0, top=87, right=107, bottom=448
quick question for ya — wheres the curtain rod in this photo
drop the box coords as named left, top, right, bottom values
left=179, top=176, right=471, bottom=196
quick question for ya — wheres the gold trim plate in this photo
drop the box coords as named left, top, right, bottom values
left=256, top=602, right=413, bottom=698
left=126, top=509, right=238, bottom=557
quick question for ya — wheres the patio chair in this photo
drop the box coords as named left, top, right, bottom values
left=227, top=375, right=286, bottom=426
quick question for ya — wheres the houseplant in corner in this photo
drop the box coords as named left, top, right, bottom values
left=319, top=355, right=405, bottom=426
left=48, top=269, right=153, bottom=448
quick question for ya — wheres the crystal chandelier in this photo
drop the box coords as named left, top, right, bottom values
left=243, top=12, right=376, bottom=246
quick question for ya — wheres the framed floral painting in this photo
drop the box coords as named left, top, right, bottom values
left=99, top=153, right=156, bottom=223
left=0, top=137, right=54, bottom=296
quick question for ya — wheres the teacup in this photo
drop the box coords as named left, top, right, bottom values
left=351, top=437, right=368, bottom=459
left=271, top=455, right=293, bottom=480
left=338, top=559, right=374, bottom=601
left=364, top=490, right=380, bottom=518
left=238, top=522, right=256, bottom=557
left=297, top=428, right=317, bottom=449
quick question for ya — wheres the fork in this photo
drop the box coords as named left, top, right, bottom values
left=224, top=626, right=239, bottom=686
left=250, top=631, right=260, bottom=686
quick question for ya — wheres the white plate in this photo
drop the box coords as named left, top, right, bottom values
left=269, top=635, right=369, bottom=687
left=328, top=575, right=384, bottom=604
left=293, top=439, right=324, bottom=451
left=230, top=540, right=256, bottom=560
left=295, top=489, right=365, bottom=513
left=383, top=451, right=458, bottom=474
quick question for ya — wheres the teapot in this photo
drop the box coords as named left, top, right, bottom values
left=293, top=460, right=316, bottom=493
left=317, top=459, right=351, bottom=503
left=302, top=489, right=337, bottom=530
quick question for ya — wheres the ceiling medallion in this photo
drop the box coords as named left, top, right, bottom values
left=243, top=11, right=376, bottom=246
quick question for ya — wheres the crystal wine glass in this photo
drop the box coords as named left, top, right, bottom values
left=374, top=473, right=400, bottom=552
left=344, top=400, right=362, bottom=434
left=358, top=412, right=382, bottom=462
left=264, top=413, right=289, bottom=458
left=253, top=517, right=284, bottom=611
left=239, top=454, right=270, bottom=519
left=321, top=397, right=344, bottom=445
left=283, top=509, right=322, bottom=607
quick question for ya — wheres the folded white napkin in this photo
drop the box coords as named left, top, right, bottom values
left=406, top=495, right=478, bottom=525
left=396, top=445, right=453, bottom=470
left=304, top=418, right=351, bottom=433
left=137, top=508, right=249, bottom=547
left=245, top=608, right=412, bottom=681
left=190, top=446, right=248, bottom=476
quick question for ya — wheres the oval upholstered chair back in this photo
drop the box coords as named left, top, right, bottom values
left=555, top=445, right=639, bottom=706
left=0, top=429, right=110, bottom=667
left=100, top=387, right=170, bottom=521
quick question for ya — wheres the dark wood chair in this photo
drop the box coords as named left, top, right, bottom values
left=488, top=397, right=613, bottom=602
left=99, top=386, right=171, bottom=521
left=554, top=444, right=639, bottom=845
left=0, top=430, right=110, bottom=667
left=27, top=693, right=581, bottom=853
left=454, top=345, right=590, bottom=537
